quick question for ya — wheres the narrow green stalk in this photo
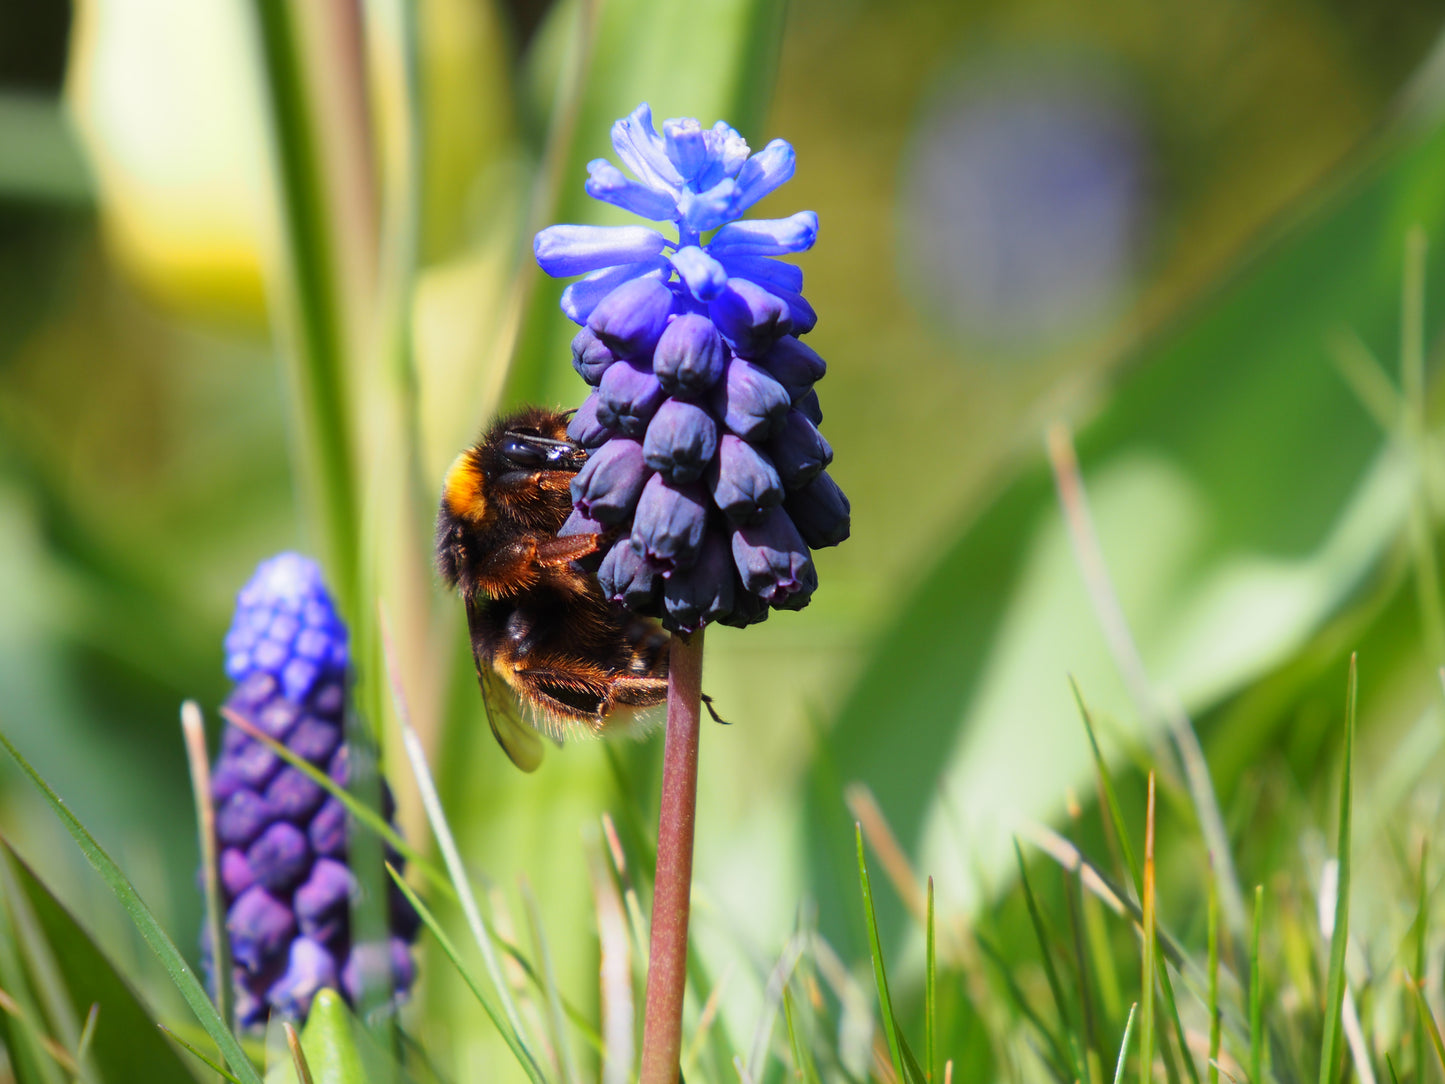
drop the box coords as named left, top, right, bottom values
left=1415, top=845, right=1429, bottom=1082
left=1114, top=1003, right=1139, bottom=1084
left=180, top=701, right=232, bottom=1033
left=640, top=630, right=706, bottom=1084
left=1141, top=774, right=1158, bottom=1084
left=927, top=877, right=936, bottom=1083
left=1208, top=860, right=1220, bottom=1084
left=249, top=0, right=361, bottom=618
left=1319, top=656, right=1357, bottom=1084
left=1015, top=841, right=1085, bottom=1084
left=1249, top=885, right=1264, bottom=1084
left=857, top=825, right=906, bottom=1084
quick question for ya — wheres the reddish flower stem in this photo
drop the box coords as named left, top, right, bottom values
left=639, top=629, right=704, bottom=1084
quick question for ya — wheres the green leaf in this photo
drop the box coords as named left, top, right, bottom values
left=1318, top=656, right=1357, bottom=1084
left=857, top=825, right=906, bottom=1084
left=0, top=842, right=197, bottom=1084
left=1114, top=1003, right=1138, bottom=1084
left=0, top=727, right=264, bottom=1084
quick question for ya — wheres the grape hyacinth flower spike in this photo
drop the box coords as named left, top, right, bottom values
left=535, top=104, right=848, bottom=1084
left=535, top=102, right=848, bottom=633
left=206, top=552, right=419, bottom=1027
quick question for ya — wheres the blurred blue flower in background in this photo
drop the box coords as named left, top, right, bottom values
left=207, top=553, right=418, bottom=1026
left=900, top=55, right=1150, bottom=351
left=534, top=104, right=849, bottom=632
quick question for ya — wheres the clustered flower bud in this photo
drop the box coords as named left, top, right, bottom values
left=206, top=553, right=418, bottom=1026
left=535, top=104, right=849, bottom=631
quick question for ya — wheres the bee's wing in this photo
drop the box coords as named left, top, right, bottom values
left=465, top=598, right=545, bottom=772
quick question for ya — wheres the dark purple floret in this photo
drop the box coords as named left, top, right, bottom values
left=598, top=538, right=660, bottom=608
left=794, top=389, right=823, bottom=426
left=731, top=508, right=817, bottom=605
left=708, top=278, right=792, bottom=357
left=588, top=276, right=675, bottom=357
left=785, top=471, right=851, bottom=549
left=644, top=398, right=719, bottom=483
left=204, top=554, right=418, bottom=1027
left=662, top=533, right=737, bottom=632
left=653, top=314, right=727, bottom=398
left=571, top=327, right=620, bottom=385
left=708, top=434, right=784, bottom=525
left=571, top=438, right=649, bottom=525
left=596, top=357, right=666, bottom=437
left=756, top=336, right=826, bottom=400
left=712, top=356, right=791, bottom=442
left=567, top=392, right=615, bottom=448
left=632, top=474, right=709, bottom=571
left=768, top=410, right=832, bottom=490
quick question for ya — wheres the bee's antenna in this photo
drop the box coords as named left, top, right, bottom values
left=504, top=431, right=576, bottom=449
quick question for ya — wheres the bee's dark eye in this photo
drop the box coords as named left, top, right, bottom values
left=502, top=437, right=545, bottom=466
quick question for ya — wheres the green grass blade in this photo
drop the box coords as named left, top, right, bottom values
left=182, top=700, right=232, bottom=1032
left=158, top=1023, right=246, bottom=1083
left=1318, top=655, right=1356, bottom=1084
left=1408, top=969, right=1445, bottom=1072
left=1386, top=1053, right=1401, bottom=1084
left=247, top=0, right=359, bottom=615
left=1014, top=840, right=1085, bottom=1084
left=1114, top=1003, right=1138, bottom=1084
left=926, top=876, right=936, bottom=1083
left=521, top=876, right=579, bottom=1084
left=782, top=985, right=822, bottom=1084
left=1249, top=885, right=1264, bottom=1084
left=1072, top=679, right=1142, bottom=895
left=974, top=934, right=1072, bottom=1082
left=857, top=824, right=905, bottom=1084
left=380, top=628, right=540, bottom=1068
left=1142, top=774, right=1158, bottom=1084
left=0, top=727, right=264, bottom=1084
left=1415, top=844, right=1429, bottom=1082
left=1209, top=860, right=1221, bottom=1084
left=386, top=864, right=545, bottom=1083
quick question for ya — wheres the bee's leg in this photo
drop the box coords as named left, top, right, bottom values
left=608, top=675, right=669, bottom=710
left=700, top=694, right=728, bottom=725
left=534, top=533, right=602, bottom=567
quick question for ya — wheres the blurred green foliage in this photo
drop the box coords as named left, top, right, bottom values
left=4, top=0, right=1445, bottom=1080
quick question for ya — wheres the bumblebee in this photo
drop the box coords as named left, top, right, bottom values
left=436, top=406, right=670, bottom=770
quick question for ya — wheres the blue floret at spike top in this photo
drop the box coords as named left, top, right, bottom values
left=534, top=103, right=849, bottom=632
left=206, top=553, right=419, bottom=1027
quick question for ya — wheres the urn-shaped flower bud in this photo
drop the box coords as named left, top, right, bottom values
left=597, top=537, right=659, bottom=609
left=588, top=276, right=674, bottom=357
left=708, top=278, right=792, bottom=357
left=768, top=409, right=833, bottom=490
left=708, top=434, right=784, bottom=525
left=571, top=437, right=648, bottom=525
left=567, top=391, right=614, bottom=448
left=732, top=508, right=817, bottom=605
left=571, top=327, right=620, bottom=385
left=785, top=471, right=851, bottom=549
left=653, top=313, right=727, bottom=398
left=632, top=474, right=709, bottom=571
left=711, top=356, right=791, bottom=442
left=644, top=398, right=719, bottom=484
left=662, top=532, right=736, bottom=632
left=597, top=357, right=666, bottom=437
